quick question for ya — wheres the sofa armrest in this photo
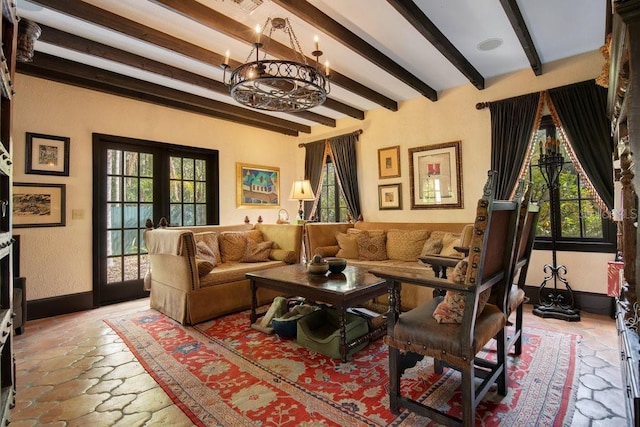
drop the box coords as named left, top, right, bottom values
left=145, top=229, right=200, bottom=291
left=255, top=223, right=303, bottom=262
left=305, top=222, right=354, bottom=258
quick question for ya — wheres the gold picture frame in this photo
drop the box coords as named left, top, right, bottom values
left=408, top=141, right=463, bottom=209
left=378, top=183, right=402, bottom=210
left=236, top=163, right=280, bottom=208
left=378, top=145, right=401, bottom=179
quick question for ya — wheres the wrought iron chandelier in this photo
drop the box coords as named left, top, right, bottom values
left=221, top=17, right=330, bottom=112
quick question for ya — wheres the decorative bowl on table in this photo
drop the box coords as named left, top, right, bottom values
left=326, top=257, right=347, bottom=273
left=307, top=255, right=329, bottom=275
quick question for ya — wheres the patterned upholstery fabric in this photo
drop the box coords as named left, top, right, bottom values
left=193, top=232, right=221, bottom=263
left=241, top=240, right=273, bottom=263
left=269, top=249, right=298, bottom=264
left=219, top=231, right=263, bottom=263
left=313, top=245, right=340, bottom=257
left=357, top=233, right=387, bottom=261
left=421, top=236, right=443, bottom=256
left=439, top=232, right=463, bottom=257
left=336, top=233, right=359, bottom=259
left=386, top=229, right=429, bottom=261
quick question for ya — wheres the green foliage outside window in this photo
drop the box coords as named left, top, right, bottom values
left=316, top=161, right=349, bottom=222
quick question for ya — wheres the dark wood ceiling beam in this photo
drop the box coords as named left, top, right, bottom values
left=28, top=0, right=360, bottom=120
left=37, top=24, right=335, bottom=128
left=18, top=64, right=299, bottom=136
left=20, top=53, right=310, bottom=134
left=151, top=0, right=395, bottom=111
left=386, top=0, right=485, bottom=90
left=499, top=0, right=543, bottom=76
left=271, top=0, right=438, bottom=101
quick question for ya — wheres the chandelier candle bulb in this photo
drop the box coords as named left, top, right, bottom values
left=325, top=60, right=330, bottom=77
left=255, top=24, right=261, bottom=43
left=314, top=36, right=319, bottom=52
left=224, top=50, right=230, bottom=66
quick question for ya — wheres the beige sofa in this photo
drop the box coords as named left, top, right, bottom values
left=145, top=223, right=303, bottom=324
left=305, top=221, right=473, bottom=311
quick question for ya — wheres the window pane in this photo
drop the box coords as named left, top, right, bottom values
left=124, top=229, right=139, bottom=255
left=106, top=257, right=122, bottom=284
left=107, top=149, right=122, bottom=175
left=537, top=200, right=551, bottom=237
left=139, top=204, right=153, bottom=227
left=183, top=181, right=194, bottom=203
left=140, top=153, right=153, bottom=177
left=170, top=204, right=182, bottom=225
left=196, top=182, right=206, bottom=202
left=107, top=230, right=122, bottom=256
left=107, top=177, right=122, bottom=202
left=140, top=178, right=153, bottom=202
left=124, top=151, right=138, bottom=176
left=123, top=255, right=139, bottom=281
left=196, top=204, right=206, bottom=225
left=170, top=181, right=181, bottom=203
left=559, top=170, right=579, bottom=199
left=559, top=201, right=581, bottom=238
left=124, top=204, right=138, bottom=228
left=124, top=177, right=139, bottom=202
left=107, top=203, right=122, bottom=229
left=183, top=205, right=195, bottom=226
left=581, top=201, right=604, bottom=238
left=195, top=159, right=206, bottom=181
left=183, top=158, right=195, bottom=180
left=170, top=157, right=182, bottom=179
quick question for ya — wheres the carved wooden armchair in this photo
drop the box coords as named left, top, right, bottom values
left=370, top=172, right=521, bottom=426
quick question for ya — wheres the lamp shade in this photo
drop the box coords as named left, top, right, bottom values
left=289, top=180, right=315, bottom=201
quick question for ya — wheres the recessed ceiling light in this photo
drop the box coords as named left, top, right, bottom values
left=477, top=38, right=503, bottom=52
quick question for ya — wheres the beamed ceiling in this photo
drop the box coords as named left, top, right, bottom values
left=15, top=0, right=608, bottom=136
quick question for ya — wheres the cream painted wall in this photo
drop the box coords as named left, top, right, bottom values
left=13, top=49, right=613, bottom=301
left=296, top=50, right=612, bottom=295
left=13, top=76, right=299, bottom=300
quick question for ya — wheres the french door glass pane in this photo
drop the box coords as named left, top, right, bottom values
left=169, top=155, right=207, bottom=226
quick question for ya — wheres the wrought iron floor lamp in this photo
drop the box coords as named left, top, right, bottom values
left=532, top=141, right=581, bottom=321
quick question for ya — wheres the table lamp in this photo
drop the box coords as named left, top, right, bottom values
left=289, top=179, right=315, bottom=221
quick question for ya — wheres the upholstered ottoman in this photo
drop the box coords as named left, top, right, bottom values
left=296, top=308, right=369, bottom=359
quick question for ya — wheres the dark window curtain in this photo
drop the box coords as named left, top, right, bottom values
left=329, top=134, right=362, bottom=220
left=548, top=81, right=613, bottom=209
left=303, top=140, right=326, bottom=220
left=489, top=92, right=541, bottom=198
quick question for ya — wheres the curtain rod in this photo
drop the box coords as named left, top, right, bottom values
left=297, top=129, right=363, bottom=148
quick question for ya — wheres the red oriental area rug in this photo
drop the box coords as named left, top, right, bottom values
left=105, top=308, right=579, bottom=426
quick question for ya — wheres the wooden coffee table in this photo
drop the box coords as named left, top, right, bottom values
left=247, top=264, right=388, bottom=362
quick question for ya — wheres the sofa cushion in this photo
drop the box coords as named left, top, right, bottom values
left=194, top=232, right=221, bottom=264
left=199, top=260, right=286, bottom=287
left=195, top=240, right=217, bottom=265
left=421, top=235, right=443, bottom=256
left=440, top=232, right=463, bottom=257
left=241, top=240, right=273, bottom=262
left=357, top=233, right=387, bottom=261
left=386, top=229, right=429, bottom=261
left=336, top=233, right=359, bottom=259
left=219, top=231, right=264, bottom=263
left=196, top=259, right=215, bottom=276
left=314, top=245, right=340, bottom=258
left=269, top=249, right=298, bottom=264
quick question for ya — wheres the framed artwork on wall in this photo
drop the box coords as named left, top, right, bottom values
left=378, top=183, right=402, bottom=210
left=408, top=141, right=463, bottom=209
left=236, top=163, right=280, bottom=208
left=25, top=132, right=70, bottom=176
left=13, top=182, right=66, bottom=228
left=378, top=145, right=401, bottom=179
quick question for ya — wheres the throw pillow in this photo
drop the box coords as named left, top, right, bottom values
left=421, top=236, right=443, bottom=256
left=269, top=249, right=298, bottom=264
left=196, top=259, right=215, bottom=276
left=241, top=240, right=273, bottom=262
left=194, top=232, right=221, bottom=264
left=440, top=232, right=463, bottom=257
left=357, top=233, right=387, bottom=261
left=219, top=232, right=248, bottom=263
left=432, top=258, right=490, bottom=323
left=195, top=240, right=217, bottom=266
left=314, top=245, right=340, bottom=258
left=386, top=229, right=428, bottom=261
left=336, top=233, right=359, bottom=259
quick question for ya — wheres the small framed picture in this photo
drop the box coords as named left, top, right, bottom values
left=408, top=141, right=463, bottom=209
left=25, top=132, right=70, bottom=176
left=378, top=145, right=401, bottom=179
left=378, top=183, right=402, bottom=210
left=13, top=183, right=66, bottom=228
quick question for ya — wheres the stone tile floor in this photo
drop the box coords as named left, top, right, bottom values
left=10, top=298, right=627, bottom=426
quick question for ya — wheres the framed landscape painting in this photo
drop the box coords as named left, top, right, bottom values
left=408, top=141, right=463, bottom=209
left=25, top=132, right=70, bottom=176
left=13, top=183, right=66, bottom=228
left=236, top=163, right=280, bottom=208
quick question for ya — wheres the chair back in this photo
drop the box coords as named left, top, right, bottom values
left=512, top=186, right=540, bottom=285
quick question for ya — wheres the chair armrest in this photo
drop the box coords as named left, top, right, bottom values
left=418, top=255, right=461, bottom=268
left=453, top=246, right=470, bottom=256
left=369, top=267, right=471, bottom=293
